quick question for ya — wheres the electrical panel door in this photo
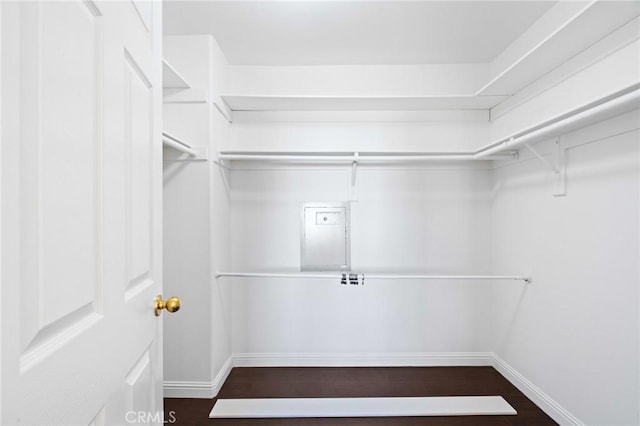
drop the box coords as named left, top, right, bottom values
left=301, top=202, right=350, bottom=271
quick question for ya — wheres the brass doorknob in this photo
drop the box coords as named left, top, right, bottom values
left=154, top=295, right=181, bottom=316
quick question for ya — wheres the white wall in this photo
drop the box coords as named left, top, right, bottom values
left=163, top=35, right=231, bottom=396
left=226, top=119, right=489, bottom=153
left=490, top=111, right=640, bottom=425
left=225, top=113, right=496, bottom=359
left=164, top=159, right=212, bottom=383
left=229, top=162, right=494, bottom=357
left=226, top=64, right=490, bottom=97
left=208, top=104, right=232, bottom=383
left=163, top=35, right=214, bottom=388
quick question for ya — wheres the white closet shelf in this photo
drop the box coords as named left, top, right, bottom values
left=162, top=59, right=191, bottom=89
left=476, top=3, right=640, bottom=96
left=162, top=59, right=209, bottom=103
left=215, top=271, right=531, bottom=283
left=162, top=131, right=207, bottom=160
left=218, top=86, right=640, bottom=169
left=476, top=86, right=640, bottom=158
left=221, top=95, right=509, bottom=112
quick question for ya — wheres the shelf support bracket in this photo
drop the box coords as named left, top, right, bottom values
left=552, top=137, right=566, bottom=197
left=214, top=159, right=231, bottom=194
left=522, top=141, right=558, bottom=174
left=351, top=159, right=358, bottom=187
left=522, top=138, right=565, bottom=197
left=349, top=153, right=359, bottom=201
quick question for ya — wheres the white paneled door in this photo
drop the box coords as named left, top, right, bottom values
left=1, top=1, right=166, bottom=425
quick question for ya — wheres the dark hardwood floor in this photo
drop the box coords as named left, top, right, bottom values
left=164, top=367, right=557, bottom=425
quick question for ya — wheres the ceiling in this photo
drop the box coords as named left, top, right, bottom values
left=163, top=1, right=557, bottom=66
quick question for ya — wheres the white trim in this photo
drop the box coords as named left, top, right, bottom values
left=491, top=355, right=585, bottom=426
left=163, top=381, right=215, bottom=399
left=231, top=352, right=494, bottom=367
left=163, top=356, right=232, bottom=399
left=212, top=356, right=233, bottom=397
left=0, top=2, right=3, bottom=419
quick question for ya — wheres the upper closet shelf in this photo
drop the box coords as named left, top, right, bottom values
left=476, top=3, right=640, bottom=96
left=162, top=58, right=208, bottom=103
left=218, top=85, right=640, bottom=174
left=221, top=95, right=509, bottom=112
left=162, top=59, right=191, bottom=89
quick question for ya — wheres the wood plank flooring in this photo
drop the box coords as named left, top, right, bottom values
left=164, top=366, right=558, bottom=426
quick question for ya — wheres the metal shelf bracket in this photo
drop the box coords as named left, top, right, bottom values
left=522, top=137, right=566, bottom=197
left=552, top=137, right=566, bottom=197
left=213, top=159, right=231, bottom=194
left=349, top=152, right=359, bottom=201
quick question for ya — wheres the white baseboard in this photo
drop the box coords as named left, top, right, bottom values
left=164, top=356, right=233, bottom=399
left=213, top=356, right=233, bottom=397
left=491, top=354, right=584, bottom=426
left=163, top=381, right=216, bottom=399
left=231, top=352, right=494, bottom=367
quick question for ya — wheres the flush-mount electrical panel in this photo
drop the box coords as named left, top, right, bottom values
left=300, top=202, right=350, bottom=271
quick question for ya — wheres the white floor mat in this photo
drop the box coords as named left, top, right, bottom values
left=209, top=396, right=517, bottom=418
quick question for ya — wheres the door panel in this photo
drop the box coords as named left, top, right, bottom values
left=125, top=50, right=154, bottom=296
left=19, top=0, right=104, bottom=364
left=125, top=349, right=154, bottom=416
left=1, top=0, right=164, bottom=424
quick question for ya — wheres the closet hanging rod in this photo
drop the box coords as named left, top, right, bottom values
left=474, top=86, right=640, bottom=158
left=217, top=152, right=516, bottom=162
left=215, top=271, right=530, bottom=283
left=217, top=87, right=639, bottom=165
left=162, top=131, right=197, bottom=156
